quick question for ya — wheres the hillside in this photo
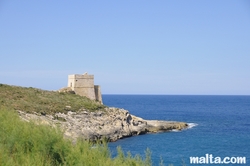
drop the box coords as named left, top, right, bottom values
left=0, top=83, right=188, bottom=142
left=0, top=84, right=156, bottom=165
left=0, top=83, right=105, bottom=115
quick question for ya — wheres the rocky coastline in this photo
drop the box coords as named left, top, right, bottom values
left=18, top=107, right=188, bottom=142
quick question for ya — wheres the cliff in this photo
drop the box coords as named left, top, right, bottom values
left=18, top=107, right=188, bottom=142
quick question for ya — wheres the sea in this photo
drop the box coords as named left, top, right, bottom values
left=102, top=95, right=250, bottom=166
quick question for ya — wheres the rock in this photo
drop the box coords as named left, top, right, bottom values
left=58, top=87, right=75, bottom=94
left=18, top=107, right=188, bottom=142
left=146, top=120, right=188, bottom=132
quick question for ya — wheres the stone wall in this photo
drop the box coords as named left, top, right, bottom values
left=94, top=85, right=102, bottom=103
left=73, top=87, right=96, bottom=100
left=68, top=74, right=94, bottom=89
left=67, top=73, right=102, bottom=103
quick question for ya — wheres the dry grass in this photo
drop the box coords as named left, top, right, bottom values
left=0, top=83, right=105, bottom=115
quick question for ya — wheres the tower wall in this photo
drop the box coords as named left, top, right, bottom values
left=94, top=85, right=102, bottom=104
left=67, top=73, right=102, bottom=103
left=68, top=74, right=94, bottom=89
left=73, top=87, right=96, bottom=100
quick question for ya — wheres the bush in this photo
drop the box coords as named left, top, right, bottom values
left=0, top=108, right=151, bottom=166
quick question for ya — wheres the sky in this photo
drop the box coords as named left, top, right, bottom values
left=0, top=0, right=250, bottom=95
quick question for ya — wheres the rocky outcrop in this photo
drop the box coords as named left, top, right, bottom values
left=57, top=87, right=75, bottom=94
left=18, top=107, right=188, bottom=142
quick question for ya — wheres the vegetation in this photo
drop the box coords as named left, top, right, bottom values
left=0, top=108, right=152, bottom=166
left=0, top=83, right=105, bottom=115
left=0, top=84, right=179, bottom=165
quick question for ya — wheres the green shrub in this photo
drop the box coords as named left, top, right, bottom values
left=0, top=108, right=152, bottom=166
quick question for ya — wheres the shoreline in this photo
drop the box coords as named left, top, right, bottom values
left=18, top=107, right=189, bottom=142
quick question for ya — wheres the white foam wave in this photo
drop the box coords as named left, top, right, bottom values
left=187, top=123, right=198, bottom=129
left=170, top=123, right=198, bottom=132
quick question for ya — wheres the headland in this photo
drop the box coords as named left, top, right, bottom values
left=0, top=83, right=188, bottom=142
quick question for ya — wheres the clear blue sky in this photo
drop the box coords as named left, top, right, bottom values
left=1, top=0, right=250, bottom=95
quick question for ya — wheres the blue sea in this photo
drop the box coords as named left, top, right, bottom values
left=103, top=95, right=250, bottom=166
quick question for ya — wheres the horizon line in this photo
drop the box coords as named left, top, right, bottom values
left=102, top=94, right=250, bottom=96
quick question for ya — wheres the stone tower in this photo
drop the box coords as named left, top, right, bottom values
left=68, top=73, right=102, bottom=103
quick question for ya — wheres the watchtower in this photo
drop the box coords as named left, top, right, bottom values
left=68, top=73, right=102, bottom=103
